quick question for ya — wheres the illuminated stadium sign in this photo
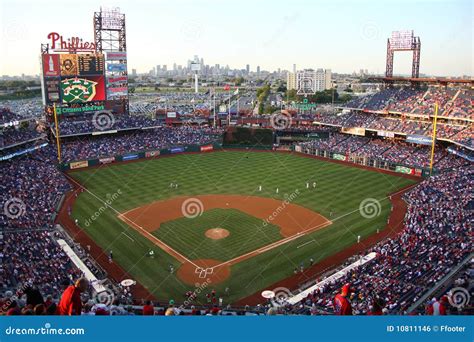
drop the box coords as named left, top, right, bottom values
left=60, top=77, right=105, bottom=103
left=47, top=32, right=96, bottom=52
left=293, top=98, right=316, bottom=110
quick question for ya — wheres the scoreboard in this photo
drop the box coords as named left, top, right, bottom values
left=78, top=54, right=105, bottom=75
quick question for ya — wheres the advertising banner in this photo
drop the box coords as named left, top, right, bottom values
left=107, top=76, right=128, bottom=84
left=99, top=157, right=115, bottom=164
left=395, top=165, right=413, bottom=174
left=377, top=130, right=395, bottom=138
left=200, top=145, right=213, bottom=152
left=342, top=127, right=366, bottom=136
left=107, top=63, right=127, bottom=72
left=44, top=77, right=61, bottom=104
left=61, top=76, right=106, bottom=103
left=145, top=150, right=160, bottom=158
left=42, top=54, right=61, bottom=77
left=170, top=147, right=185, bottom=154
left=70, top=160, right=89, bottom=169
left=107, top=87, right=128, bottom=98
left=447, top=147, right=474, bottom=162
left=333, top=153, right=346, bottom=161
left=406, top=135, right=432, bottom=146
left=56, top=104, right=106, bottom=115
left=123, top=154, right=139, bottom=161
left=106, top=52, right=127, bottom=60
left=0, top=142, right=48, bottom=161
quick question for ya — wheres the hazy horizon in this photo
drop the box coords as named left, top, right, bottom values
left=0, top=0, right=472, bottom=77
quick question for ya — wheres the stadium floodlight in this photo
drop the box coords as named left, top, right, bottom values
left=386, top=30, right=421, bottom=78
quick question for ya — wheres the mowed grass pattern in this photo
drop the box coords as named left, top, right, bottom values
left=70, top=151, right=416, bottom=303
left=154, top=209, right=282, bottom=261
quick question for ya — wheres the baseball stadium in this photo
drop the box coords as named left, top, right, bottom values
left=0, top=3, right=472, bottom=326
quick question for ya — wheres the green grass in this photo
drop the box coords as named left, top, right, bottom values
left=69, top=150, right=416, bottom=304
left=154, top=208, right=282, bottom=261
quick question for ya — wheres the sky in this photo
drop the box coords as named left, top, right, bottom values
left=0, top=0, right=472, bottom=76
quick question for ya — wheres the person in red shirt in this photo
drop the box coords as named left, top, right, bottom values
left=426, top=297, right=447, bottom=316
left=142, top=300, right=155, bottom=315
left=58, top=278, right=88, bottom=316
left=333, top=283, right=353, bottom=315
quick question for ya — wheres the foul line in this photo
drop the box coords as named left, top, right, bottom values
left=297, top=239, right=316, bottom=249
left=64, top=174, right=197, bottom=268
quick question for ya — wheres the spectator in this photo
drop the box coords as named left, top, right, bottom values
left=58, top=278, right=89, bottom=315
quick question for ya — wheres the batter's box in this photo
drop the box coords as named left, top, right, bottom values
left=195, top=267, right=213, bottom=278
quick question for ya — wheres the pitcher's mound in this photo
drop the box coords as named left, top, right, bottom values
left=205, top=228, right=230, bottom=240
left=177, top=259, right=230, bottom=285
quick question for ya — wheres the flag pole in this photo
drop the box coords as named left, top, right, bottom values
left=429, top=102, right=439, bottom=175
left=213, top=88, right=216, bottom=128
left=227, top=86, right=231, bottom=126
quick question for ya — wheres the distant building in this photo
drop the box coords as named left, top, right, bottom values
left=287, top=71, right=297, bottom=90
left=246, top=64, right=250, bottom=74
left=288, top=68, right=332, bottom=95
left=131, top=68, right=137, bottom=77
left=257, top=66, right=260, bottom=76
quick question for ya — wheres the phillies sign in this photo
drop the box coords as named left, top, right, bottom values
left=47, top=32, right=96, bottom=52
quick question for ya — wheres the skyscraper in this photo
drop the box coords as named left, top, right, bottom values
left=246, top=64, right=250, bottom=74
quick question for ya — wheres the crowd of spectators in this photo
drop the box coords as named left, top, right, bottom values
left=1, top=166, right=470, bottom=316
left=53, top=114, right=163, bottom=136
left=344, top=87, right=470, bottom=120
left=0, top=230, right=82, bottom=300
left=298, top=134, right=468, bottom=170
left=0, top=147, right=71, bottom=229
left=1, top=127, right=45, bottom=148
left=0, top=99, right=43, bottom=125
left=285, top=166, right=472, bottom=315
left=60, top=126, right=223, bottom=163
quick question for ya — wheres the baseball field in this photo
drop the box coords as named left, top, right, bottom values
left=66, top=150, right=416, bottom=304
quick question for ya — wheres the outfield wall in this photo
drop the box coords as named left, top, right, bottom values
left=294, top=145, right=430, bottom=177
left=59, top=142, right=223, bottom=171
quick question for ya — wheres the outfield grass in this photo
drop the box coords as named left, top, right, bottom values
left=154, top=208, right=282, bottom=261
left=70, top=151, right=416, bottom=304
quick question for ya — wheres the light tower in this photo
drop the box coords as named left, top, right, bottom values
left=385, top=30, right=421, bottom=78
left=190, top=55, right=201, bottom=93
left=93, top=7, right=128, bottom=112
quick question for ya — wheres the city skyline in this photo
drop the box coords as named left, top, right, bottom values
left=0, top=0, right=472, bottom=77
